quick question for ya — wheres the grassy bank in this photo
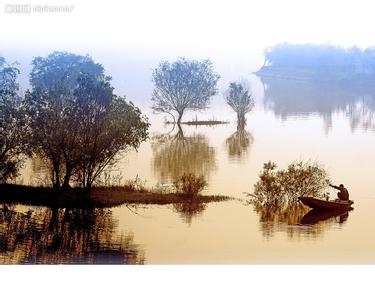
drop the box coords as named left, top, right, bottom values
left=0, top=184, right=230, bottom=208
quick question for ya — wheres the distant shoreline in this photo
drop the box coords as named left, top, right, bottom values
left=255, top=66, right=375, bottom=85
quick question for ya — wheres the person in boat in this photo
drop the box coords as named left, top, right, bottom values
left=329, top=183, right=349, bottom=200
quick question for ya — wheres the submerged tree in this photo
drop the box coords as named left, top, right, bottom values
left=173, top=173, right=207, bottom=198
left=0, top=57, right=29, bottom=183
left=249, top=161, right=330, bottom=206
left=25, top=52, right=149, bottom=190
left=247, top=161, right=340, bottom=239
left=225, top=81, right=254, bottom=125
left=151, top=58, right=220, bottom=124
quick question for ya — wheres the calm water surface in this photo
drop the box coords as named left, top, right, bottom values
left=4, top=62, right=375, bottom=264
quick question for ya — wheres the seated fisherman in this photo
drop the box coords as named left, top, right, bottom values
left=329, top=183, right=349, bottom=200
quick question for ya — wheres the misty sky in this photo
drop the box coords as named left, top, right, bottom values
left=1, top=0, right=375, bottom=59
left=1, top=0, right=375, bottom=98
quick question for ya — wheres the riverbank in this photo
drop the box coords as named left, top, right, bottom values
left=0, top=184, right=230, bottom=208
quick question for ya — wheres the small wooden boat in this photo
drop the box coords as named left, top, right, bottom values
left=298, top=197, right=353, bottom=210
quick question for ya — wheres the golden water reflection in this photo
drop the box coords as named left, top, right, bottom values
left=225, top=121, right=254, bottom=161
left=259, top=76, right=375, bottom=132
left=0, top=205, right=144, bottom=264
left=172, top=200, right=207, bottom=225
left=251, top=202, right=353, bottom=239
left=152, top=126, right=216, bottom=183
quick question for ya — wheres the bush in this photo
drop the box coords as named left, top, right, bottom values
left=249, top=160, right=330, bottom=206
left=173, top=173, right=207, bottom=198
left=123, top=176, right=148, bottom=193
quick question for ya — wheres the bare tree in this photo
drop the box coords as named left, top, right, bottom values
left=225, top=81, right=254, bottom=125
left=151, top=58, right=220, bottom=124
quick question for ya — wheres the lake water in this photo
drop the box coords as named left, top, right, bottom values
left=2, top=58, right=375, bottom=264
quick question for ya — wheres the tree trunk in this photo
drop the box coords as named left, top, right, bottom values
left=237, top=112, right=246, bottom=126
left=62, top=164, right=72, bottom=189
left=177, top=111, right=183, bottom=124
left=52, top=162, right=61, bottom=190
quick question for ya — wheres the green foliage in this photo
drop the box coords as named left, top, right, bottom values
left=25, top=52, right=149, bottom=189
left=249, top=161, right=330, bottom=206
left=30, top=51, right=106, bottom=91
left=173, top=173, right=207, bottom=198
left=0, top=57, right=29, bottom=183
left=151, top=58, right=220, bottom=123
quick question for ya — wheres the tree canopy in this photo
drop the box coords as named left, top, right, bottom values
left=0, top=57, right=29, bottom=183
left=225, top=81, right=254, bottom=124
left=151, top=58, right=220, bottom=123
left=25, top=52, right=149, bottom=189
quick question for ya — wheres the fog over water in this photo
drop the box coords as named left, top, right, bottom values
left=1, top=0, right=375, bottom=264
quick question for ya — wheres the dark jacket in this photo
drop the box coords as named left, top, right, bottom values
left=331, top=185, right=349, bottom=200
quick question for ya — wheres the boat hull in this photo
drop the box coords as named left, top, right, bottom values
left=298, top=197, right=353, bottom=210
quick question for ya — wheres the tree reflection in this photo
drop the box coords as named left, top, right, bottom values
left=346, top=96, right=375, bottom=131
left=152, top=125, right=216, bottom=183
left=0, top=205, right=144, bottom=264
left=257, top=76, right=375, bottom=132
left=225, top=121, right=254, bottom=161
left=251, top=201, right=352, bottom=239
left=172, top=200, right=207, bottom=225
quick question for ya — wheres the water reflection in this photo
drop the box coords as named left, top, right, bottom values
left=0, top=205, right=144, bottom=264
left=257, top=76, right=375, bottom=131
left=225, top=121, right=254, bottom=161
left=300, top=208, right=352, bottom=225
left=172, top=200, right=207, bottom=225
left=152, top=125, right=216, bottom=183
left=251, top=201, right=352, bottom=239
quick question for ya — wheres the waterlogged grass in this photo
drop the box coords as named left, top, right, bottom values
left=165, top=118, right=229, bottom=126
left=181, top=120, right=229, bottom=126
left=0, top=184, right=230, bottom=208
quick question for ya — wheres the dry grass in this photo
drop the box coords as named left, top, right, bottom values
left=0, top=184, right=230, bottom=208
left=181, top=120, right=229, bottom=126
left=165, top=117, right=229, bottom=126
left=91, top=187, right=228, bottom=206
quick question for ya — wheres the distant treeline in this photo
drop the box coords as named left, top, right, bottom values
left=257, top=43, right=375, bottom=81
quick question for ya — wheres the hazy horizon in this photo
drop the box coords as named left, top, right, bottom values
left=2, top=0, right=375, bottom=57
